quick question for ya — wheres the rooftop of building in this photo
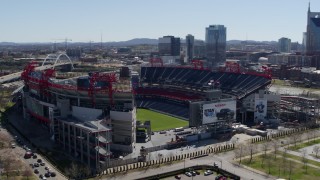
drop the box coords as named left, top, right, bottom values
left=59, top=117, right=111, bottom=133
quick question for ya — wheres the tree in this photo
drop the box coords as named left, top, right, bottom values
left=234, top=143, right=246, bottom=165
left=261, top=142, right=270, bottom=167
left=80, top=164, right=91, bottom=178
left=266, top=154, right=272, bottom=174
left=281, top=148, right=288, bottom=175
left=313, top=145, right=320, bottom=158
left=301, top=149, right=308, bottom=173
left=307, top=131, right=313, bottom=143
left=288, top=157, right=295, bottom=180
left=0, top=131, right=12, bottom=148
left=22, top=168, right=33, bottom=180
left=2, top=156, right=14, bottom=178
left=65, top=162, right=80, bottom=179
left=248, top=143, right=257, bottom=163
left=290, top=133, right=301, bottom=148
left=272, top=140, right=279, bottom=159
left=311, top=130, right=319, bottom=142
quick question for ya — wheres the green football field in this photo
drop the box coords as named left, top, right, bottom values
left=136, top=108, right=189, bottom=131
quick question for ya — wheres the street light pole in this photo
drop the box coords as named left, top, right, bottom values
left=220, top=160, right=222, bottom=169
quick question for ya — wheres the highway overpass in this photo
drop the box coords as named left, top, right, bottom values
left=0, top=63, right=73, bottom=84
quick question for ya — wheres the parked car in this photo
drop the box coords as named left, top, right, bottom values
left=204, top=170, right=213, bottom=176
left=45, top=172, right=51, bottom=177
left=11, top=143, right=16, bottom=148
left=33, top=154, right=37, bottom=159
left=40, top=162, right=45, bottom=166
left=174, top=175, right=181, bottom=179
left=37, top=159, right=42, bottom=163
left=159, top=131, right=166, bottom=134
left=34, top=163, right=39, bottom=167
left=24, top=152, right=32, bottom=159
left=191, top=171, right=197, bottom=176
left=216, top=108, right=235, bottom=120
left=50, top=172, right=56, bottom=177
left=215, top=175, right=227, bottom=180
left=45, top=166, right=50, bottom=171
left=34, top=169, right=39, bottom=174
left=185, top=172, right=192, bottom=177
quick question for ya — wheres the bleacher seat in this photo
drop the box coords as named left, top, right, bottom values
left=137, top=66, right=272, bottom=120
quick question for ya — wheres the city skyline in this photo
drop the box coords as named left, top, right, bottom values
left=0, top=0, right=318, bottom=43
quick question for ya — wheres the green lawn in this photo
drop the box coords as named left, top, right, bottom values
left=137, top=108, right=188, bottom=131
left=241, top=153, right=320, bottom=180
left=272, top=79, right=288, bottom=86
left=285, top=153, right=320, bottom=167
left=288, top=138, right=320, bottom=151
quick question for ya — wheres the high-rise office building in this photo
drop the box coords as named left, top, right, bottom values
left=205, top=25, right=227, bottom=67
left=306, top=3, right=320, bottom=54
left=186, top=34, right=194, bottom=63
left=158, top=36, right=180, bottom=56
left=278, top=37, right=291, bottom=53
left=194, top=40, right=206, bottom=58
left=302, top=32, right=307, bottom=51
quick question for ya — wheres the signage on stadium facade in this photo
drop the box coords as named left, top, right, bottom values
left=202, top=100, right=236, bottom=124
left=254, top=98, right=267, bottom=123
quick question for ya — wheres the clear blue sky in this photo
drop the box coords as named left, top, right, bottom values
left=0, top=0, right=318, bottom=43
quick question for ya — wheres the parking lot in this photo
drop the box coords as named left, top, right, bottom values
left=10, top=132, right=62, bottom=179
left=163, top=170, right=226, bottom=180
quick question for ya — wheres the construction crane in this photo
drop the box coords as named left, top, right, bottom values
left=52, top=38, right=72, bottom=50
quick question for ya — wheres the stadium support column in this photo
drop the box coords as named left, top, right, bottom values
left=80, top=129, right=83, bottom=163
left=23, top=106, right=29, bottom=120
left=49, top=107, right=54, bottom=140
left=87, top=132, right=90, bottom=168
left=68, top=124, right=71, bottom=153
left=74, top=127, right=77, bottom=157
left=22, top=92, right=30, bottom=120
left=62, top=123, right=66, bottom=149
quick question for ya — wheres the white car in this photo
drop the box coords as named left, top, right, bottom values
left=185, top=172, right=192, bottom=177
left=204, top=170, right=213, bottom=176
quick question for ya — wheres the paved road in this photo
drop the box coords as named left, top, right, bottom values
left=6, top=112, right=66, bottom=180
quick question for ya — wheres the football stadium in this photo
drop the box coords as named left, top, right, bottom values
left=20, top=57, right=272, bottom=169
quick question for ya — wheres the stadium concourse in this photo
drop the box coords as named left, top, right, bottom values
left=135, top=66, right=272, bottom=126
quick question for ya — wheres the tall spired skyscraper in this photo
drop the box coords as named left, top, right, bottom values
left=205, top=25, right=226, bottom=68
left=306, top=3, right=320, bottom=54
